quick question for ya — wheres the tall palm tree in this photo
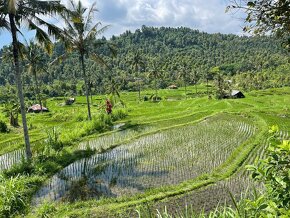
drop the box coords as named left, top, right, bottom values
left=24, top=41, right=47, bottom=111
left=127, top=50, right=145, bottom=101
left=191, top=67, right=199, bottom=95
left=60, top=0, right=114, bottom=120
left=0, top=0, right=65, bottom=159
left=178, top=61, right=190, bottom=97
left=148, top=59, right=163, bottom=98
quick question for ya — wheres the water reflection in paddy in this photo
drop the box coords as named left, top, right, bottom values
left=33, top=116, right=256, bottom=205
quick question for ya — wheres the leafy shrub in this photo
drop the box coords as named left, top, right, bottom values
left=34, top=160, right=61, bottom=175
left=0, top=120, right=8, bottom=133
left=111, top=108, right=127, bottom=121
left=243, top=125, right=290, bottom=216
left=3, top=158, right=33, bottom=177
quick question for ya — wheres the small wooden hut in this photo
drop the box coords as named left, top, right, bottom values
left=27, top=104, right=49, bottom=113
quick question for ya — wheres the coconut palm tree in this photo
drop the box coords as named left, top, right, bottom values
left=191, top=67, right=200, bottom=95
left=148, top=59, right=163, bottom=98
left=24, top=41, right=47, bottom=111
left=127, top=50, right=145, bottom=101
left=0, top=0, right=65, bottom=159
left=178, top=61, right=190, bottom=97
left=59, top=0, right=115, bottom=120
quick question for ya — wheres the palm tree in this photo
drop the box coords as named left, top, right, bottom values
left=191, top=67, right=199, bottom=95
left=127, top=50, right=145, bottom=101
left=148, top=59, right=163, bottom=98
left=178, top=61, right=190, bottom=97
left=24, top=41, right=47, bottom=111
left=0, top=0, right=65, bottom=159
left=60, top=0, right=114, bottom=120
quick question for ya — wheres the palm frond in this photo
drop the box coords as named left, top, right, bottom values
left=0, top=15, right=10, bottom=32
left=90, top=53, right=110, bottom=70
left=23, top=0, right=66, bottom=15
left=84, top=1, right=98, bottom=31
left=31, top=15, right=63, bottom=41
left=27, top=20, right=53, bottom=54
left=50, top=53, right=67, bottom=65
left=85, top=21, right=102, bottom=39
left=17, top=41, right=26, bottom=60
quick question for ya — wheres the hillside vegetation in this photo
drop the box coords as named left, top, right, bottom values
left=0, top=26, right=289, bottom=99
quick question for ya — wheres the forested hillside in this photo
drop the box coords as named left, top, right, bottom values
left=0, top=26, right=289, bottom=98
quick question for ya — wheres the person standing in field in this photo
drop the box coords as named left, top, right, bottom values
left=106, top=99, right=112, bottom=114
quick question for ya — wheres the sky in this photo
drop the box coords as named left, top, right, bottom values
left=0, top=0, right=245, bottom=48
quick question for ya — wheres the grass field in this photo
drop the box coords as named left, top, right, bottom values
left=0, top=85, right=290, bottom=217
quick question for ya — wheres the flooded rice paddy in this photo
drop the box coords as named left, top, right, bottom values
left=33, top=114, right=256, bottom=204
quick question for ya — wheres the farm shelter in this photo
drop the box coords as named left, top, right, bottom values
left=27, top=104, right=49, bottom=113
left=231, top=90, right=245, bottom=98
left=168, top=84, right=178, bottom=89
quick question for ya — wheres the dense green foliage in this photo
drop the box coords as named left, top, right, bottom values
left=0, top=26, right=289, bottom=99
left=0, top=121, right=8, bottom=133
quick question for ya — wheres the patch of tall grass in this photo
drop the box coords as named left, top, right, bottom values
left=0, top=174, right=42, bottom=217
left=59, top=109, right=128, bottom=146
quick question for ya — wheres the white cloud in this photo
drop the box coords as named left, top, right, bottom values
left=92, top=0, right=245, bottom=38
left=0, top=0, right=246, bottom=48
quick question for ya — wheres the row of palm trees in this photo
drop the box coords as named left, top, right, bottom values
left=128, top=53, right=200, bottom=100
left=0, top=0, right=112, bottom=159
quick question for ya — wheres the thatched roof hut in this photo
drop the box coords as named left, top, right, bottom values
left=168, top=84, right=178, bottom=89
left=27, top=104, right=49, bottom=113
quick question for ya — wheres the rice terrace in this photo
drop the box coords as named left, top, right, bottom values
left=0, top=0, right=290, bottom=217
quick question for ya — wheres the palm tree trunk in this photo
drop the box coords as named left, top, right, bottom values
left=9, top=14, right=32, bottom=159
left=90, top=87, right=93, bottom=105
left=138, top=72, right=141, bottom=101
left=138, top=78, right=141, bottom=101
left=155, top=78, right=158, bottom=97
left=207, top=77, right=209, bottom=97
left=184, top=80, right=187, bottom=98
left=33, top=70, right=43, bottom=112
left=80, top=54, right=92, bottom=120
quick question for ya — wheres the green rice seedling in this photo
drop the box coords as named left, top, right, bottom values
left=33, top=114, right=257, bottom=205
left=0, top=149, right=26, bottom=171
